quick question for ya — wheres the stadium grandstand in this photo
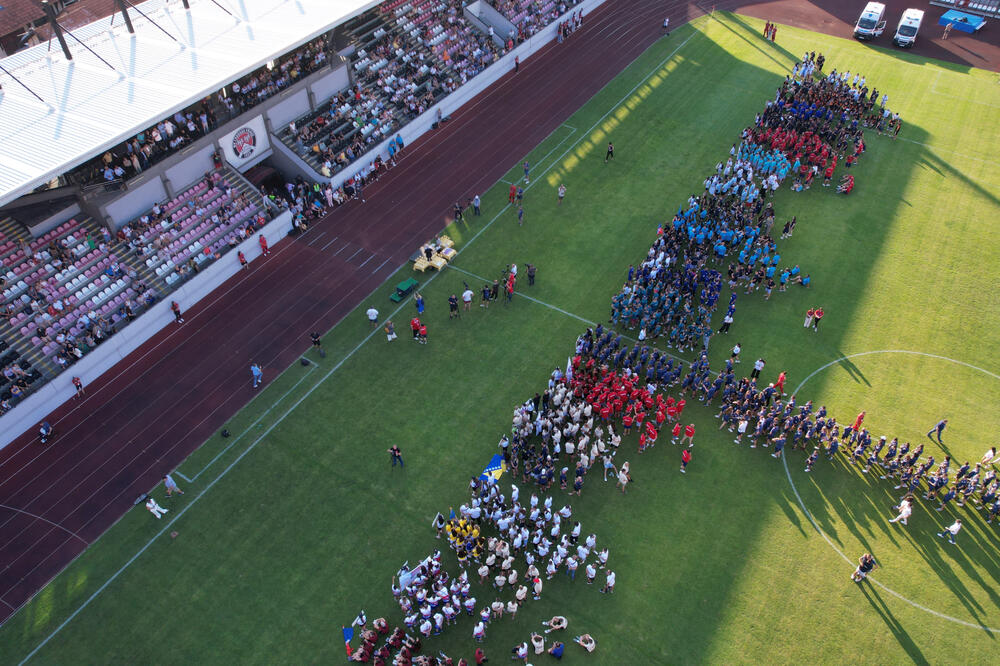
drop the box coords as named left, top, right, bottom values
left=0, top=0, right=585, bottom=440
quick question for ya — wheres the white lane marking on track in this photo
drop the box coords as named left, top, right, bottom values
left=16, top=29, right=704, bottom=662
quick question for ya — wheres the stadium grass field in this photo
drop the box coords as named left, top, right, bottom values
left=3, top=12, right=999, bottom=664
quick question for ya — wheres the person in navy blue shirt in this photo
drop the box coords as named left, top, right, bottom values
left=926, top=419, right=948, bottom=444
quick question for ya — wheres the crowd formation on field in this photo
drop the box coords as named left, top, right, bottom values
left=609, top=51, right=892, bottom=351
left=711, top=378, right=1000, bottom=524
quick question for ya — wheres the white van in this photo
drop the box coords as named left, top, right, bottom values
left=893, top=9, right=924, bottom=47
left=853, top=2, right=887, bottom=40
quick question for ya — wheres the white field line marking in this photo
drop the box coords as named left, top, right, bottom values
left=446, top=266, right=691, bottom=364
left=930, top=69, right=1000, bottom=110
left=893, top=137, right=1000, bottom=169
left=173, top=471, right=193, bottom=483
left=181, top=364, right=318, bottom=482
left=782, top=349, right=1000, bottom=633
left=501, top=124, right=576, bottom=187
left=17, top=33, right=702, bottom=661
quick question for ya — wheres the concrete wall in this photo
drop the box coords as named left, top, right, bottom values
left=307, top=63, right=352, bottom=112
left=267, top=88, right=312, bottom=130
left=102, top=178, right=168, bottom=228
left=0, top=210, right=294, bottom=450
left=25, top=202, right=81, bottom=237
left=467, top=0, right=516, bottom=46
left=164, top=145, right=217, bottom=197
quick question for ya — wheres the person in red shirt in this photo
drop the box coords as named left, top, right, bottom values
left=622, top=414, right=633, bottom=435
left=238, top=250, right=248, bottom=269
left=805, top=308, right=815, bottom=328
left=823, top=165, right=834, bottom=187
left=410, top=317, right=421, bottom=340
left=258, top=234, right=269, bottom=256
left=72, top=376, right=84, bottom=398
left=680, top=447, right=691, bottom=473
left=671, top=422, right=682, bottom=444
left=775, top=371, right=787, bottom=395
left=418, top=323, right=428, bottom=344
left=812, top=307, right=825, bottom=332
left=508, top=183, right=517, bottom=203
left=680, top=423, right=695, bottom=447
left=853, top=411, right=866, bottom=432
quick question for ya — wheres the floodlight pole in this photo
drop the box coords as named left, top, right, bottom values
left=41, top=1, right=72, bottom=61
left=115, top=0, right=136, bottom=34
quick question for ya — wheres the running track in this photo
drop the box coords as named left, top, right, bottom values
left=2, top=0, right=997, bottom=626
left=0, top=0, right=717, bottom=625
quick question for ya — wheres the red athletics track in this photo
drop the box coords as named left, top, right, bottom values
left=0, top=0, right=713, bottom=625
left=3, top=0, right=997, bottom=626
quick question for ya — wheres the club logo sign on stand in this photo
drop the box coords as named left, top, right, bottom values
left=220, top=115, right=270, bottom=168
left=232, top=127, right=257, bottom=160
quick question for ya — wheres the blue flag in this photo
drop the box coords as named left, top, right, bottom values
left=342, top=626, right=354, bottom=657
left=479, top=454, right=506, bottom=481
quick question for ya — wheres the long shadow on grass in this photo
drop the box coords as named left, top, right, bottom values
left=859, top=582, right=931, bottom=665
left=684, top=9, right=1000, bottom=649
left=796, top=446, right=1000, bottom=635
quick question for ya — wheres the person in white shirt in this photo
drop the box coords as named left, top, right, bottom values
left=145, top=497, right=168, bottom=519
left=936, top=519, right=962, bottom=544
left=601, top=569, right=616, bottom=593
left=981, top=447, right=997, bottom=467
left=888, top=497, right=913, bottom=525
left=366, top=306, right=379, bottom=326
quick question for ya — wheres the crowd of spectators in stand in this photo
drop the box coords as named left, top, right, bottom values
left=117, top=170, right=271, bottom=284
left=289, top=85, right=399, bottom=177
left=63, top=35, right=332, bottom=189
left=0, top=343, right=42, bottom=414
left=0, top=217, right=161, bottom=408
left=431, top=2, right=501, bottom=85
left=0, top=163, right=281, bottom=415
left=286, top=2, right=501, bottom=178
left=493, top=0, right=581, bottom=41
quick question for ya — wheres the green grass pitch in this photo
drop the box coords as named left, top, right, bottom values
left=2, top=12, right=999, bottom=665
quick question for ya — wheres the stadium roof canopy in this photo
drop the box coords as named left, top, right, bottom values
left=0, top=0, right=379, bottom=208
